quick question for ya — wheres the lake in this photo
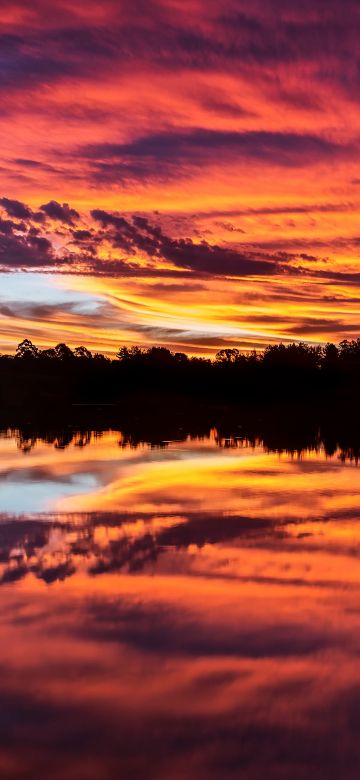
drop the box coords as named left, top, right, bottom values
left=0, top=426, right=360, bottom=779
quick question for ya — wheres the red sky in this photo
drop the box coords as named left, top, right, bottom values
left=1, top=0, right=360, bottom=355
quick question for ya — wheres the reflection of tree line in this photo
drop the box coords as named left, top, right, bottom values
left=3, top=338, right=360, bottom=417
left=3, top=413, right=360, bottom=461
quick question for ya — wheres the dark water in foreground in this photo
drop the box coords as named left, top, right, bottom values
left=1, top=427, right=360, bottom=779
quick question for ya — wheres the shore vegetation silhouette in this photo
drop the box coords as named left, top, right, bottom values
left=1, top=338, right=360, bottom=422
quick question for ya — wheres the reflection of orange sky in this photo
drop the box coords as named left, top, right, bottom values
left=1, top=428, right=360, bottom=775
left=2, top=431, right=359, bottom=596
left=3, top=429, right=360, bottom=598
left=1, top=558, right=360, bottom=779
left=55, top=439, right=360, bottom=521
left=2, top=429, right=360, bottom=522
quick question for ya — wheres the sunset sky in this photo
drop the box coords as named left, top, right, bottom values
left=1, top=0, right=360, bottom=356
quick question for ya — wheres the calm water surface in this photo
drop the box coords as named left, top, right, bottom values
left=0, top=427, right=360, bottom=779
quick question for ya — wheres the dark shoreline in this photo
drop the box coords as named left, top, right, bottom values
left=2, top=339, right=360, bottom=453
left=2, top=393, right=360, bottom=460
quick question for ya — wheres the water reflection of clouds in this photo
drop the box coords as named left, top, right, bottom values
left=0, top=431, right=360, bottom=585
left=1, top=569, right=360, bottom=779
left=1, top=503, right=360, bottom=589
left=1, top=431, right=242, bottom=514
left=0, top=431, right=360, bottom=778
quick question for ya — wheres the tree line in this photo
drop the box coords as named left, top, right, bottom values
left=6, top=337, right=360, bottom=367
left=1, top=337, right=360, bottom=413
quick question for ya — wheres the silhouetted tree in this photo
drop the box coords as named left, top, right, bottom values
left=16, top=339, right=39, bottom=360
left=323, top=342, right=339, bottom=366
left=339, top=339, right=360, bottom=365
left=54, top=343, right=74, bottom=361
left=215, top=348, right=241, bottom=363
left=74, top=346, right=92, bottom=359
left=93, top=352, right=110, bottom=363
left=40, top=347, right=57, bottom=360
left=117, top=346, right=144, bottom=362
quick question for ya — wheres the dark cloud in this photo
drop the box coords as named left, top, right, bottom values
left=0, top=32, right=75, bottom=91
left=0, top=23, right=120, bottom=94
left=0, top=232, right=54, bottom=267
left=40, top=200, right=80, bottom=225
left=238, top=203, right=353, bottom=217
left=0, top=217, right=21, bottom=235
left=1, top=1, right=360, bottom=119
left=143, top=282, right=206, bottom=294
left=0, top=300, right=104, bottom=321
left=215, top=221, right=246, bottom=234
left=13, top=158, right=61, bottom=175
left=0, top=197, right=32, bottom=219
left=0, top=211, right=55, bottom=267
left=91, top=209, right=135, bottom=232
left=0, top=195, right=359, bottom=288
left=0, top=303, right=16, bottom=317
left=287, top=318, right=353, bottom=336
left=80, top=130, right=350, bottom=184
left=194, top=203, right=353, bottom=220
left=198, top=92, right=255, bottom=118
left=123, top=323, right=229, bottom=345
left=157, top=238, right=278, bottom=276
left=91, top=208, right=282, bottom=276
left=72, top=229, right=92, bottom=241
left=323, top=295, right=360, bottom=305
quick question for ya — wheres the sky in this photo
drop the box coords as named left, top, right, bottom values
left=1, top=0, right=360, bottom=356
